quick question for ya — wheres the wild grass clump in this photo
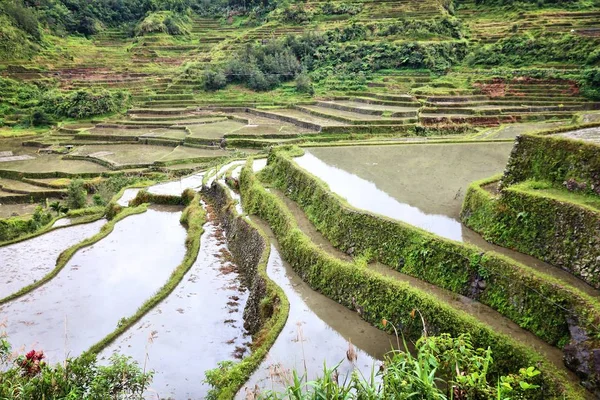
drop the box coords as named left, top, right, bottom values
left=255, top=331, right=541, bottom=400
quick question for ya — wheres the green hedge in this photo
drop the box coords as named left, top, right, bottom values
left=239, top=159, right=583, bottom=399
left=501, top=134, right=600, bottom=192
left=260, top=149, right=600, bottom=349
left=462, top=178, right=600, bottom=289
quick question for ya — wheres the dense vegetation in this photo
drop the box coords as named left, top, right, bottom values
left=0, top=333, right=152, bottom=399
left=258, top=333, right=541, bottom=400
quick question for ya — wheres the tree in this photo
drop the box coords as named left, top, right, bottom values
left=67, top=179, right=87, bottom=209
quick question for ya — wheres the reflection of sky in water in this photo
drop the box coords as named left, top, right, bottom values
left=0, top=219, right=106, bottom=297
left=116, top=188, right=140, bottom=206
left=148, top=174, right=205, bottom=196
left=101, top=219, right=249, bottom=400
left=295, top=152, right=464, bottom=242
left=239, top=245, right=378, bottom=397
left=0, top=209, right=186, bottom=362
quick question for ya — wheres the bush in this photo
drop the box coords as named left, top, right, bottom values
left=580, top=68, right=600, bottom=100
left=259, top=333, right=541, bottom=399
left=204, top=69, right=227, bottom=91
left=1, top=0, right=41, bottom=40
left=105, top=202, right=122, bottom=220
left=67, top=179, right=87, bottom=209
left=28, top=109, right=54, bottom=127
left=40, top=89, right=129, bottom=119
left=0, top=335, right=153, bottom=399
left=135, top=11, right=190, bottom=36
left=295, top=72, right=314, bottom=95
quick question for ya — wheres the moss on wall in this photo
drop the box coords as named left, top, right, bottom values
left=238, top=158, right=584, bottom=399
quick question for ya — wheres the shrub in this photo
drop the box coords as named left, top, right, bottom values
left=67, top=179, right=87, bottom=209
left=135, top=11, right=190, bottom=36
left=204, top=69, right=227, bottom=91
left=295, top=72, right=314, bottom=95
left=0, top=335, right=153, bottom=399
left=1, top=0, right=41, bottom=40
left=258, top=333, right=541, bottom=399
left=580, top=68, right=600, bottom=100
left=105, top=202, right=122, bottom=220
left=28, top=108, right=54, bottom=127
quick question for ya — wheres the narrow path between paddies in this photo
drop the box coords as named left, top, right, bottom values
left=0, top=219, right=106, bottom=297
left=0, top=207, right=186, bottom=362
left=268, top=187, right=572, bottom=376
left=238, top=217, right=395, bottom=398
left=100, top=202, right=249, bottom=399
left=296, top=146, right=600, bottom=297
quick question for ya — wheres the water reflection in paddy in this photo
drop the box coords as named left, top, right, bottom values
left=295, top=145, right=600, bottom=296
left=239, top=226, right=394, bottom=398
left=0, top=219, right=106, bottom=297
left=100, top=206, right=249, bottom=399
left=0, top=207, right=186, bottom=362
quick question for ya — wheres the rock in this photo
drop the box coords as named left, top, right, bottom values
left=346, top=246, right=355, bottom=256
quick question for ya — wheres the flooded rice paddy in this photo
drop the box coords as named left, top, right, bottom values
left=0, top=219, right=106, bottom=297
left=296, top=144, right=600, bottom=296
left=100, top=205, right=249, bottom=399
left=239, top=231, right=391, bottom=398
left=0, top=207, right=186, bottom=362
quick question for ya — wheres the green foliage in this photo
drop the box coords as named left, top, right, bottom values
left=204, top=69, right=227, bottom=91
left=238, top=157, right=583, bottom=399
left=467, top=34, right=600, bottom=66
left=66, top=179, right=87, bottom=209
left=105, top=202, right=122, bottom=220
left=580, top=68, right=600, bottom=100
left=1, top=0, right=41, bottom=40
left=320, top=1, right=362, bottom=16
left=295, top=72, right=314, bottom=95
left=223, top=41, right=302, bottom=91
left=0, top=206, right=53, bottom=242
left=279, top=4, right=313, bottom=23
left=260, top=334, right=540, bottom=399
left=40, top=89, right=129, bottom=119
left=135, top=11, right=190, bottom=36
left=462, top=176, right=600, bottom=289
left=0, top=335, right=152, bottom=399
left=260, top=149, right=600, bottom=348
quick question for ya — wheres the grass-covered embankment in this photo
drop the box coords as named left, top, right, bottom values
left=239, top=158, right=585, bottom=399
left=501, top=133, right=600, bottom=190
left=260, top=148, right=600, bottom=347
left=202, top=181, right=289, bottom=400
left=462, top=177, right=600, bottom=289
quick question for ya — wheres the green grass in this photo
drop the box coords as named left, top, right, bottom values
left=516, top=180, right=600, bottom=212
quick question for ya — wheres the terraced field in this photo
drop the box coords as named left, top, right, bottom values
left=2, top=0, right=600, bottom=397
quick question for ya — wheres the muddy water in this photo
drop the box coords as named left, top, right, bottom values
left=117, top=188, right=141, bottom=206
left=239, top=219, right=395, bottom=398
left=0, top=207, right=186, bottom=362
left=100, top=206, right=249, bottom=399
left=296, top=146, right=600, bottom=296
left=148, top=173, right=205, bottom=196
left=0, top=219, right=106, bottom=297
left=270, top=189, right=569, bottom=372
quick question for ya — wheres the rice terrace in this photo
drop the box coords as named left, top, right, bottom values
left=1, top=0, right=600, bottom=398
